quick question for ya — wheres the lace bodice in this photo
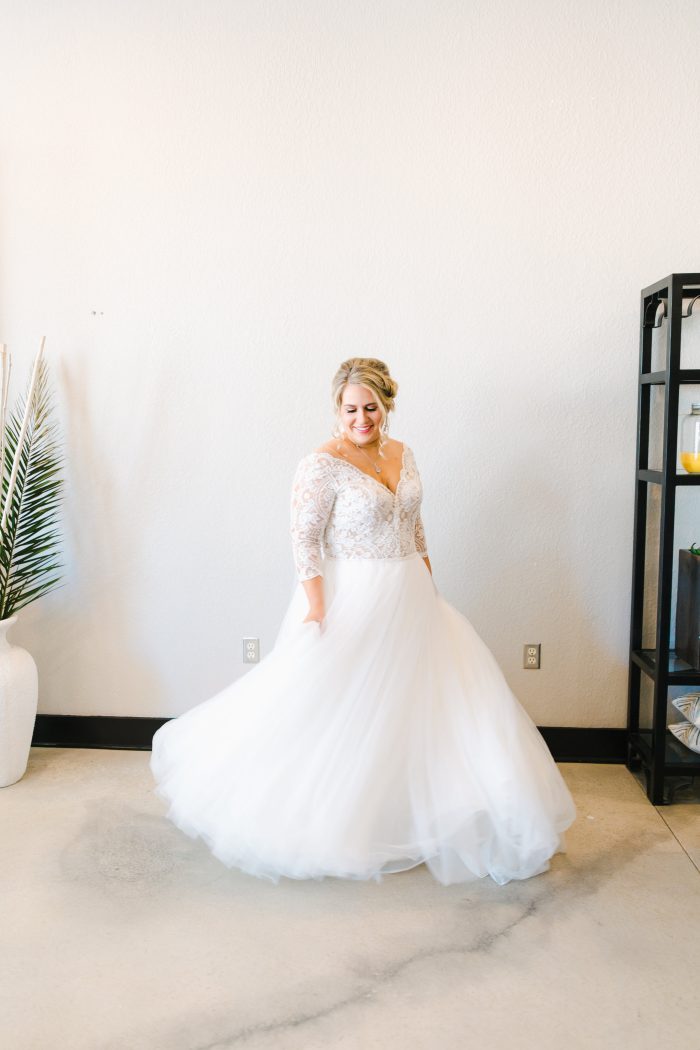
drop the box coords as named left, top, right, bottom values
left=290, top=444, right=429, bottom=581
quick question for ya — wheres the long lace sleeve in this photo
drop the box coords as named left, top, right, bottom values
left=408, top=445, right=428, bottom=557
left=290, top=454, right=336, bottom=581
left=414, top=511, right=428, bottom=557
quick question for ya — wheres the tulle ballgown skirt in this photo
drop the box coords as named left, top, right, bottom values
left=150, top=552, right=577, bottom=886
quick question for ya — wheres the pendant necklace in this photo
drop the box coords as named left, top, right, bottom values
left=344, top=434, right=383, bottom=474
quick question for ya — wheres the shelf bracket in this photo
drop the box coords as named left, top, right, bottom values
left=681, top=294, right=700, bottom=319
left=643, top=297, right=666, bottom=328
left=641, top=293, right=700, bottom=330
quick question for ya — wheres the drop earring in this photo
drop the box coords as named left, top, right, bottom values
left=377, top=416, right=389, bottom=456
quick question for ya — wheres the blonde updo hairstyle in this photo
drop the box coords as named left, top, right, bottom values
left=331, top=358, right=399, bottom=454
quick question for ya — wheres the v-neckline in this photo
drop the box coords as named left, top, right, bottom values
left=314, top=443, right=407, bottom=499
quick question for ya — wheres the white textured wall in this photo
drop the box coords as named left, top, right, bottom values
left=2, top=0, right=700, bottom=725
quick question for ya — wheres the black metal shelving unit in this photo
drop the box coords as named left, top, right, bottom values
left=627, top=272, right=700, bottom=804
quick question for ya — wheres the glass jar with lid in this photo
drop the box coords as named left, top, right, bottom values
left=680, top=403, right=700, bottom=473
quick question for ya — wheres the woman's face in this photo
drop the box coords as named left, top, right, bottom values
left=339, top=384, right=383, bottom=445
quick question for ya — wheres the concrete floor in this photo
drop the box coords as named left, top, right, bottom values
left=1, top=748, right=699, bottom=1050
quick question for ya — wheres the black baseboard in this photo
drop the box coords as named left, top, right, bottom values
left=31, top=715, right=628, bottom=763
left=32, top=715, right=169, bottom=750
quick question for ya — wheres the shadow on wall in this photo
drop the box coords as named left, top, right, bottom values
left=19, top=348, right=165, bottom=718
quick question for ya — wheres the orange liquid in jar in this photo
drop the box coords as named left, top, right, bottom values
left=680, top=451, right=700, bottom=472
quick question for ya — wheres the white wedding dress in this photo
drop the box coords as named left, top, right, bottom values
left=150, top=444, right=577, bottom=886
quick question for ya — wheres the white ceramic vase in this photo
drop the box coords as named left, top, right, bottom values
left=0, top=614, right=39, bottom=787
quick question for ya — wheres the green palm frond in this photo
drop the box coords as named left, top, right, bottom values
left=0, top=356, right=65, bottom=618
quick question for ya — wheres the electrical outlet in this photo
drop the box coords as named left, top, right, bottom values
left=523, top=643, right=540, bottom=669
left=243, top=637, right=260, bottom=663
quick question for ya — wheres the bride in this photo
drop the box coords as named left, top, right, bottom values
left=150, top=357, right=577, bottom=886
